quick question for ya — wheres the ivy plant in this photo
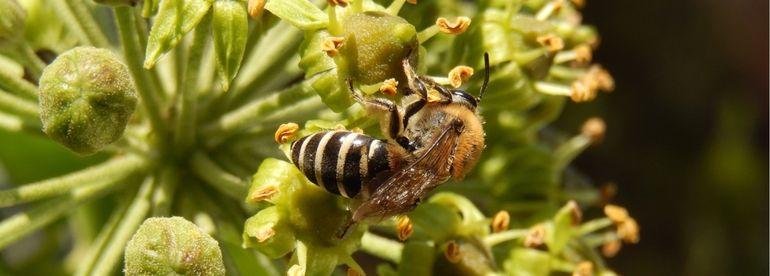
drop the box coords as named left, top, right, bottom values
left=0, top=0, right=637, bottom=275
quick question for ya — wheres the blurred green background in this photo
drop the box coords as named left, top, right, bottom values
left=554, top=0, right=768, bottom=275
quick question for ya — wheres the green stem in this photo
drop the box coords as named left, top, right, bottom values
left=0, top=111, right=42, bottom=135
left=225, top=21, right=302, bottom=108
left=360, top=232, right=403, bottom=263
left=0, top=155, right=146, bottom=207
left=151, top=166, right=179, bottom=217
left=89, top=176, right=155, bottom=276
left=74, top=193, right=133, bottom=276
left=10, top=44, right=46, bottom=79
left=483, top=229, right=529, bottom=247
left=0, top=173, right=134, bottom=249
left=553, top=134, right=592, bottom=171
left=0, top=64, right=38, bottom=99
left=0, top=89, right=39, bottom=119
left=173, top=14, right=211, bottom=154
left=576, top=218, right=613, bottom=236
left=201, top=77, right=317, bottom=147
left=114, top=7, right=167, bottom=138
left=189, top=151, right=248, bottom=200
left=52, top=0, right=111, bottom=48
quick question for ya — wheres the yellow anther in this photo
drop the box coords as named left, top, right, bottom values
left=601, top=239, right=621, bottom=258
left=247, top=0, right=266, bottom=17
left=327, top=0, right=348, bottom=7
left=255, top=223, right=276, bottom=242
left=275, top=122, right=299, bottom=144
left=574, top=44, right=593, bottom=64
left=537, top=34, right=565, bottom=52
left=491, top=210, right=511, bottom=233
left=524, top=224, right=546, bottom=248
left=573, top=261, right=593, bottom=276
left=581, top=117, right=606, bottom=144
left=594, top=67, right=615, bottom=92
left=436, top=16, right=471, bottom=34
left=603, top=204, right=629, bottom=224
left=334, top=124, right=347, bottom=131
left=350, top=127, right=364, bottom=134
left=617, top=217, right=640, bottom=244
left=396, top=216, right=414, bottom=241
left=248, top=185, right=279, bottom=203
left=427, top=89, right=442, bottom=103
left=444, top=240, right=462, bottom=263
left=570, top=80, right=595, bottom=102
left=406, top=0, right=417, bottom=4
left=379, top=78, right=399, bottom=96
left=322, top=37, right=345, bottom=57
left=448, top=65, right=474, bottom=88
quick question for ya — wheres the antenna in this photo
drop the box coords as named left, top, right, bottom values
left=477, top=52, right=490, bottom=102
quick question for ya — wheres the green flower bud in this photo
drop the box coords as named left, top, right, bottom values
left=503, top=248, right=551, bottom=275
left=0, top=0, right=26, bottom=48
left=338, top=11, right=418, bottom=86
left=213, top=0, right=248, bottom=91
left=125, top=217, right=225, bottom=276
left=93, top=0, right=139, bottom=7
left=243, top=206, right=297, bottom=258
left=39, top=46, right=137, bottom=155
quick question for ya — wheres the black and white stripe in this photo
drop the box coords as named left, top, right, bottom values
left=290, top=131, right=391, bottom=198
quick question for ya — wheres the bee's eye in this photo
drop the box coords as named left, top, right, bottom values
left=451, top=90, right=478, bottom=109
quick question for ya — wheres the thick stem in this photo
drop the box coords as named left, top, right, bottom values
left=13, top=44, right=46, bottom=79
left=201, top=77, right=317, bottom=147
left=0, top=89, right=39, bottom=119
left=173, top=14, right=211, bottom=154
left=114, top=7, right=168, bottom=138
left=225, top=22, right=302, bottom=109
left=0, top=64, right=38, bottom=99
left=483, top=229, right=529, bottom=247
left=553, top=134, right=592, bottom=171
left=74, top=193, right=132, bottom=276
left=151, top=166, right=179, bottom=217
left=56, top=0, right=111, bottom=48
left=0, top=155, right=146, bottom=207
left=577, top=218, right=613, bottom=236
left=189, top=151, right=248, bottom=200
left=0, top=111, right=42, bottom=135
left=89, top=176, right=155, bottom=276
left=0, top=173, right=134, bottom=249
left=360, top=232, right=404, bottom=263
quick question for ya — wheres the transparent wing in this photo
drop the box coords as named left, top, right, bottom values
left=352, top=119, right=464, bottom=222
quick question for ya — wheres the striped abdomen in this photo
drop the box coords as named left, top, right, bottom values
left=290, top=131, right=392, bottom=198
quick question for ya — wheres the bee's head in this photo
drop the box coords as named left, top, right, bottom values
left=450, top=89, right=478, bottom=110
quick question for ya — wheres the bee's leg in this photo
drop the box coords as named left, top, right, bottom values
left=347, top=80, right=405, bottom=141
left=402, top=58, right=429, bottom=100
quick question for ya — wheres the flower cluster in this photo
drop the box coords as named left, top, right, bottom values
left=0, top=0, right=634, bottom=275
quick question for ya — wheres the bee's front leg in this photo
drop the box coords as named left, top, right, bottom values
left=347, top=79, right=407, bottom=143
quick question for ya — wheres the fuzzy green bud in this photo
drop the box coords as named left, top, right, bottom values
left=0, top=0, right=26, bottom=48
left=92, top=0, right=139, bottom=7
left=338, top=11, right=418, bottom=85
left=39, top=46, right=137, bottom=155
left=124, top=217, right=225, bottom=276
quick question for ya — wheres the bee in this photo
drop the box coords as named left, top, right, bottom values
left=290, top=53, right=490, bottom=232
